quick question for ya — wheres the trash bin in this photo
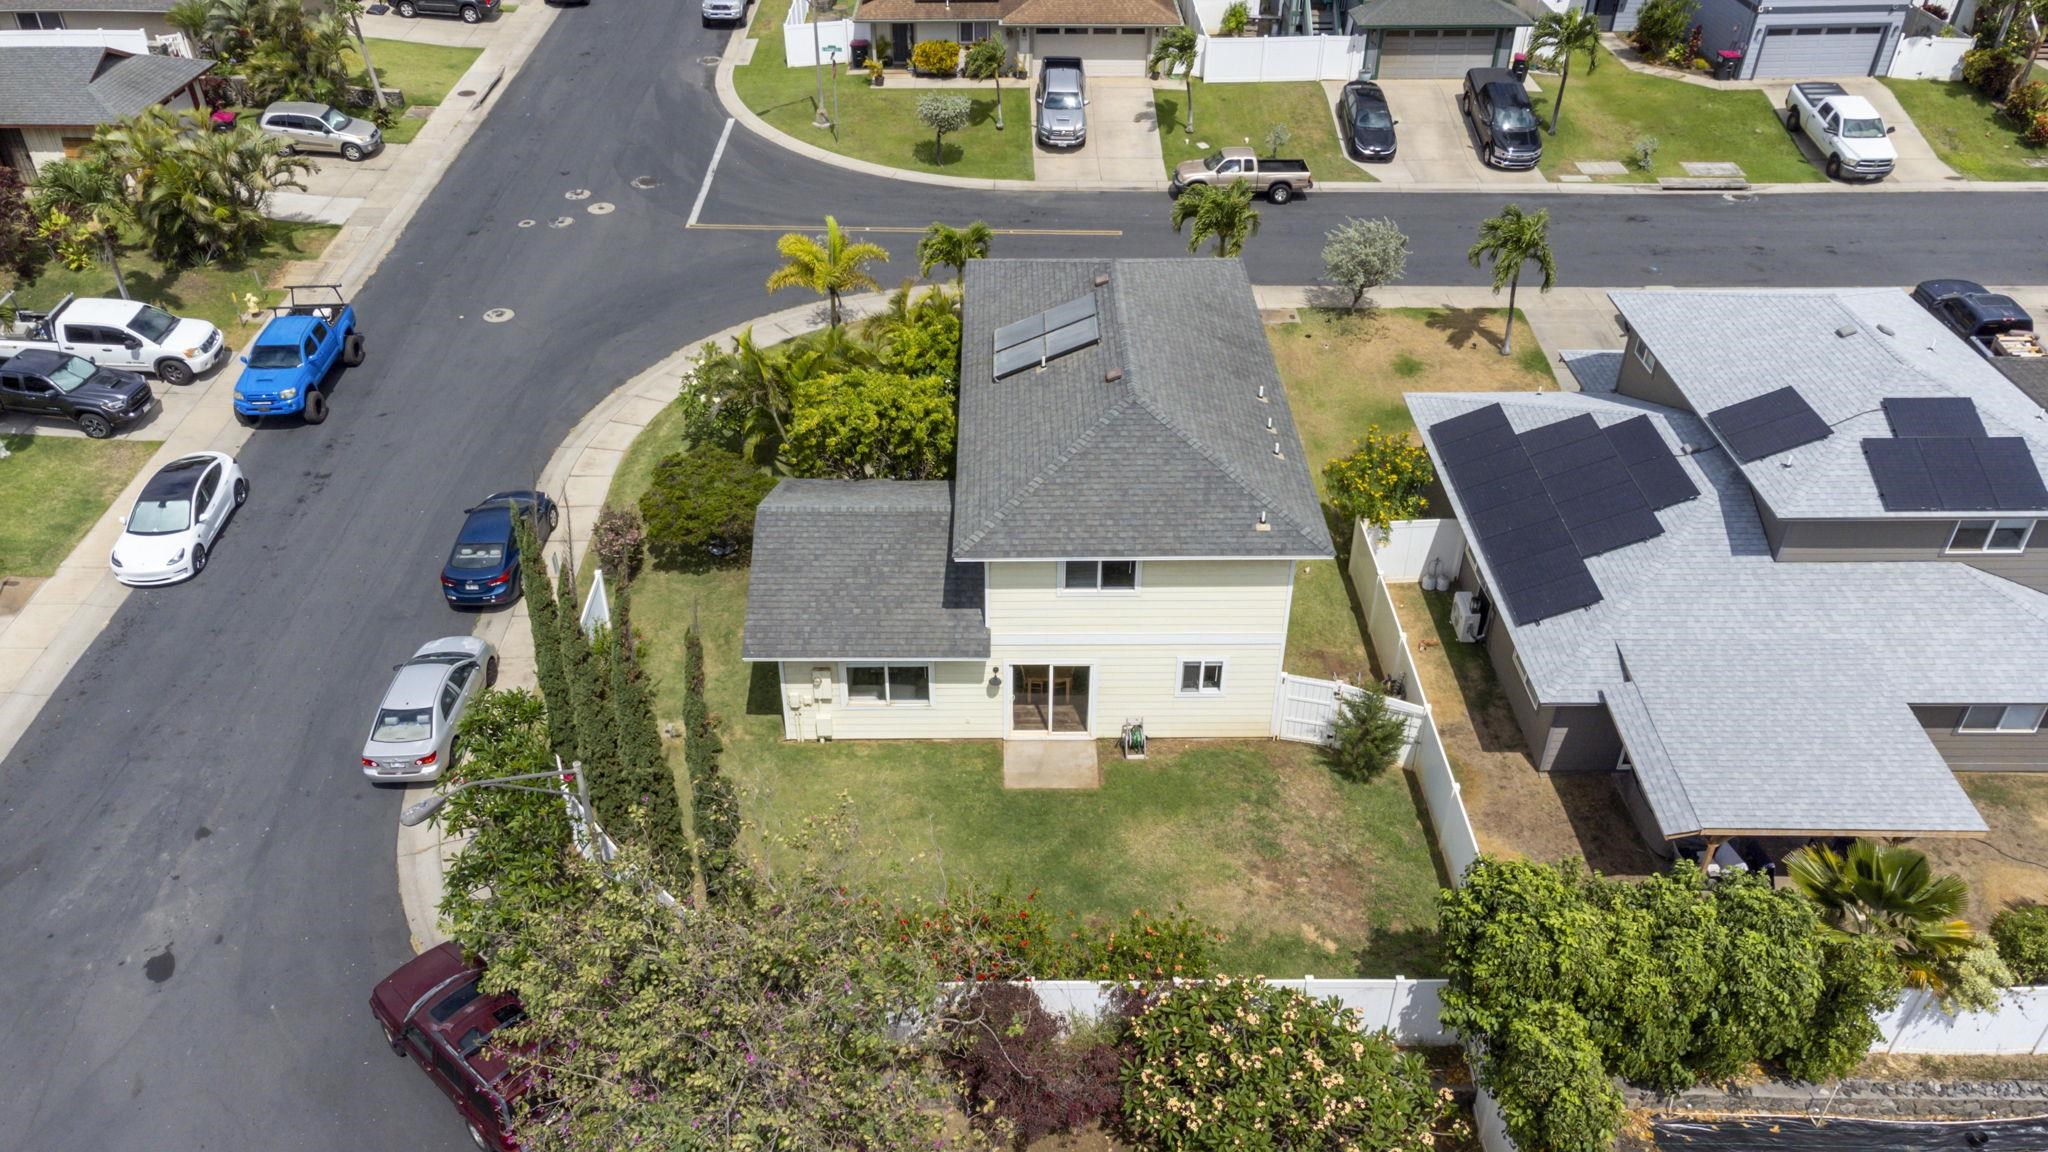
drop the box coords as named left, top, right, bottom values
left=850, top=38, right=871, bottom=67
left=1510, top=52, right=1529, bottom=80
left=1715, top=50, right=1742, bottom=80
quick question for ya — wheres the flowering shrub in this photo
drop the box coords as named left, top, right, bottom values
left=589, top=504, right=643, bottom=585
left=2028, top=111, right=2048, bottom=147
left=1120, top=977, right=1463, bottom=1152
left=1322, top=428, right=1434, bottom=534
left=942, top=982, right=1125, bottom=1145
left=911, top=38, right=961, bottom=77
left=1961, top=46, right=2025, bottom=96
left=880, top=886, right=1221, bottom=980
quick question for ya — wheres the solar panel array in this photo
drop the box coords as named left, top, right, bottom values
left=1520, top=415, right=1665, bottom=559
left=992, top=292, right=1101, bottom=380
left=1602, top=415, right=1701, bottom=510
left=1861, top=395, right=2048, bottom=512
left=1706, top=387, right=1833, bottom=463
left=1882, top=396, right=1986, bottom=439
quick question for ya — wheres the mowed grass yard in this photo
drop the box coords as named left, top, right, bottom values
left=0, top=435, right=158, bottom=579
left=734, top=0, right=1033, bottom=181
left=1154, top=79, right=1367, bottom=181
left=1532, top=47, right=1820, bottom=183
left=345, top=39, right=483, bottom=145
left=1881, top=77, right=2048, bottom=181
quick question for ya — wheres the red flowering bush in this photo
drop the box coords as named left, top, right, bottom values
left=942, top=982, right=1126, bottom=1146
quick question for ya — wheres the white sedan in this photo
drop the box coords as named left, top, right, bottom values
left=360, top=636, right=498, bottom=782
left=111, top=451, right=246, bottom=585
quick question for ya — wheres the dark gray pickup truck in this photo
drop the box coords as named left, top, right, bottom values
left=0, top=347, right=157, bottom=437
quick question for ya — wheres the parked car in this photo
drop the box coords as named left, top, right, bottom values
left=699, top=0, right=744, bottom=23
left=1035, top=56, right=1087, bottom=149
left=442, top=490, right=559, bottom=607
left=233, top=285, right=363, bottom=426
left=258, top=101, right=382, bottom=162
left=1337, top=80, right=1397, bottom=162
left=360, top=636, right=497, bottom=781
left=0, top=348, right=155, bottom=438
left=1784, top=82, right=1895, bottom=182
left=1169, top=147, right=1314, bottom=204
left=395, top=0, right=497, bottom=22
left=0, top=291, right=225, bottom=386
left=1912, top=280, right=2045, bottom=361
left=110, top=452, right=246, bottom=586
left=1459, top=68, right=1541, bottom=170
left=369, top=941, right=527, bottom=1151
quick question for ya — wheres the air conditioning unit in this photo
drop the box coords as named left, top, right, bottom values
left=1452, top=590, right=1488, bottom=643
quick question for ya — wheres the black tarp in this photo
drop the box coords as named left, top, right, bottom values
left=1647, top=1114, right=2048, bottom=1150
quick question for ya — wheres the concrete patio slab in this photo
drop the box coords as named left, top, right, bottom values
left=1002, top=739, right=1101, bottom=789
left=1576, top=160, right=1628, bottom=175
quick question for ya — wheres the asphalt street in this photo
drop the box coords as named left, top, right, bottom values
left=0, top=3, right=2043, bottom=1149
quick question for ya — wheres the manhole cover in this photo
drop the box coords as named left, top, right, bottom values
left=587, top=202, right=615, bottom=215
left=516, top=219, right=536, bottom=228
left=630, top=175, right=659, bottom=189
left=483, top=308, right=515, bottom=323
left=549, top=216, right=575, bottom=228
left=455, top=89, right=476, bottom=98
left=698, top=55, right=722, bottom=65
left=564, top=188, right=591, bottom=201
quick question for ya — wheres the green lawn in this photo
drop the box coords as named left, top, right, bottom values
left=347, top=38, right=484, bottom=145
left=1154, top=79, right=1368, bottom=181
left=0, top=221, right=338, bottom=347
left=1881, top=77, right=2048, bottom=181
left=1532, top=47, right=1820, bottom=183
left=734, top=0, right=1034, bottom=181
left=0, top=436, right=159, bottom=579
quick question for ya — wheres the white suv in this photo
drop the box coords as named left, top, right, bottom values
left=701, top=0, right=746, bottom=24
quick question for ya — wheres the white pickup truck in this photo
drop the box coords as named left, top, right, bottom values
left=1784, top=82, right=1896, bottom=182
left=0, top=293, right=226, bottom=386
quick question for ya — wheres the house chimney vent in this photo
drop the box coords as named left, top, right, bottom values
left=1256, top=384, right=1269, bottom=403
left=1104, top=368, right=1125, bottom=383
left=1272, top=441, right=1283, bottom=458
left=1835, top=324, right=1858, bottom=338
left=1265, top=416, right=1275, bottom=432
left=1093, top=273, right=1111, bottom=287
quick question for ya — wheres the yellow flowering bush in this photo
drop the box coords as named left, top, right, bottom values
left=1322, top=429, right=1434, bottom=534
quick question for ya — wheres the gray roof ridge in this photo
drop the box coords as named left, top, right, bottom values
left=1603, top=672, right=1699, bottom=833
left=1957, top=563, right=2048, bottom=630
left=1127, top=387, right=1328, bottom=551
left=952, top=392, right=1143, bottom=554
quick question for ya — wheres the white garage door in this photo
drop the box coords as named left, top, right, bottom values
left=1377, top=28, right=1499, bottom=78
left=1752, top=25, right=1887, bottom=78
left=1031, top=28, right=1153, bottom=77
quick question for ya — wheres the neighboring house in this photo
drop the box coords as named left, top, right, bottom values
left=1, top=0, right=180, bottom=39
left=1347, top=0, right=1534, bottom=78
left=852, top=0, right=1184, bottom=75
left=744, top=259, right=1334, bottom=743
left=1404, top=288, right=2048, bottom=861
left=1683, top=0, right=1905, bottom=78
left=0, top=32, right=211, bottom=177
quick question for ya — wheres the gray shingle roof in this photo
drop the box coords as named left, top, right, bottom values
left=1348, top=0, right=1534, bottom=26
left=0, top=46, right=212, bottom=127
left=953, top=259, right=1332, bottom=561
left=0, top=0, right=176, bottom=10
left=742, top=480, right=991, bottom=661
left=1612, top=288, right=2048, bottom=520
left=1408, top=388, right=2040, bottom=839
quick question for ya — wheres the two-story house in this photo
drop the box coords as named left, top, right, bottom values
left=1404, top=287, right=2048, bottom=860
left=742, top=258, right=1334, bottom=743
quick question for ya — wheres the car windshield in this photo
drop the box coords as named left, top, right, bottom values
left=129, top=305, right=178, bottom=342
left=431, top=979, right=483, bottom=1023
left=450, top=542, right=505, bottom=569
left=1043, top=92, right=1081, bottom=110
left=1202, top=152, right=1227, bottom=171
left=1839, top=117, right=1885, bottom=139
left=1354, top=107, right=1393, bottom=129
left=1492, top=105, right=1538, bottom=132
left=126, top=495, right=192, bottom=535
left=373, top=708, right=433, bottom=743
left=320, top=107, right=352, bottom=130
left=247, top=344, right=301, bottom=369
left=46, top=357, right=98, bottom=393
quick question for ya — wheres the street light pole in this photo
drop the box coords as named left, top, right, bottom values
left=826, top=45, right=842, bottom=137
left=399, top=757, right=608, bottom=864
left=812, top=15, right=831, bottom=128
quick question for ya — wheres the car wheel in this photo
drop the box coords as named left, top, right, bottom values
left=303, top=389, right=329, bottom=425
left=341, top=332, right=366, bottom=367
left=191, top=543, right=207, bottom=575
left=469, top=1123, right=489, bottom=1151
left=1825, top=154, right=1842, bottom=180
left=1484, top=144, right=1496, bottom=168
left=1785, top=108, right=1799, bottom=134
left=486, top=655, right=500, bottom=687
left=341, top=142, right=365, bottom=162
left=156, top=358, right=194, bottom=387
left=384, top=1028, right=406, bottom=1057
left=77, top=412, right=113, bottom=439
left=234, top=410, right=258, bottom=428
left=233, top=477, right=248, bottom=507
left=460, top=3, right=481, bottom=21
left=1267, top=182, right=1292, bottom=205
left=545, top=503, right=560, bottom=533
left=396, top=0, right=416, bottom=14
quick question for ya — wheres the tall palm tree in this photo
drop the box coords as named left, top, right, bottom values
left=764, top=215, right=889, bottom=328
left=335, top=0, right=387, bottom=113
left=1787, top=840, right=1977, bottom=992
left=29, top=158, right=133, bottom=298
left=1530, top=7, right=1602, bottom=135
left=916, top=220, right=992, bottom=282
left=1466, top=204, right=1556, bottom=357
left=166, top=0, right=211, bottom=52
left=1148, top=26, right=1199, bottom=133
left=1170, top=181, right=1259, bottom=258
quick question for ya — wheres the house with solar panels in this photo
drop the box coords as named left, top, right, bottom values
left=742, top=259, right=1334, bottom=744
left=1406, top=287, right=2048, bottom=860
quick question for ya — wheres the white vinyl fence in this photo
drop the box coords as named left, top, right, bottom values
left=1887, top=34, right=1971, bottom=79
left=783, top=0, right=866, bottom=68
left=1877, top=985, right=2048, bottom=1054
left=1196, top=32, right=1366, bottom=82
left=964, top=977, right=1453, bottom=1044
left=1273, top=673, right=1427, bottom=747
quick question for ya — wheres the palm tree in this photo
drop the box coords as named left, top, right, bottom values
left=166, top=0, right=211, bottom=52
left=1170, top=181, right=1259, bottom=258
left=1787, top=840, right=1978, bottom=992
left=29, top=158, right=133, bottom=298
left=916, top=220, right=992, bottom=282
left=335, top=0, right=387, bottom=113
left=1466, top=204, right=1556, bottom=357
left=1530, top=6, right=1601, bottom=135
left=765, top=215, right=889, bottom=328
left=1148, top=26, right=1199, bottom=133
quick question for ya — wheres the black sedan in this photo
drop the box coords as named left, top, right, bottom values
left=1338, top=81, right=1397, bottom=162
left=440, top=490, right=558, bottom=608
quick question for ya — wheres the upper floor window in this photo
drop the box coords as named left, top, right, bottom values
left=1947, top=519, right=2035, bottom=554
left=16, top=12, right=65, bottom=29
left=1957, top=704, right=2047, bottom=734
left=1061, top=560, right=1138, bottom=592
left=1633, top=339, right=1656, bottom=375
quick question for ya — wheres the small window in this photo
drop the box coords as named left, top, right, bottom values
left=448, top=661, right=477, bottom=694
left=887, top=665, right=930, bottom=703
left=1958, top=704, right=2047, bottom=734
left=1061, top=560, right=1139, bottom=591
left=1178, top=660, right=1225, bottom=695
left=1633, top=340, right=1656, bottom=375
left=844, top=664, right=930, bottom=706
left=440, top=682, right=462, bottom=716
left=16, top=12, right=67, bottom=29
left=1948, top=519, right=2035, bottom=554
left=303, top=337, right=320, bottom=359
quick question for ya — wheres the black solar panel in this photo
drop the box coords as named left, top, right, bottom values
left=1707, top=387, right=1832, bottom=463
left=1518, top=414, right=1664, bottom=558
left=1863, top=436, right=2048, bottom=511
left=1921, top=437, right=1996, bottom=510
left=1602, top=416, right=1699, bottom=510
left=1043, top=313, right=1099, bottom=359
left=1976, top=437, right=2048, bottom=509
left=1883, top=397, right=1985, bottom=439
left=993, top=339, right=1043, bottom=380
left=1041, top=293, right=1097, bottom=331
left=1863, top=439, right=1940, bottom=511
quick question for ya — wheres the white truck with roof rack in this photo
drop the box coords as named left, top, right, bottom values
left=1783, top=82, right=1896, bottom=182
left=0, top=292, right=226, bottom=386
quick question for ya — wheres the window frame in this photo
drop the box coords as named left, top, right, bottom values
left=1957, top=704, right=2047, bottom=734
left=1633, top=338, right=1656, bottom=375
left=1057, top=559, right=1141, bottom=594
left=841, top=663, right=933, bottom=708
left=1176, top=658, right=1227, bottom=697
left=1946, top=519, right=2036, bottom=555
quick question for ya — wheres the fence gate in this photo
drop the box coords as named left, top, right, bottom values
left=1275, top=673, right=1424, bottom=747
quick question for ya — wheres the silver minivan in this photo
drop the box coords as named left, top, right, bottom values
left=1035, top=57, right=1087, bottom=148
left=259, top=101, right=383, bottom=162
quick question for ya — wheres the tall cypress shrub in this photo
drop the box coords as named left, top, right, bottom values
left=607, top=591, right=692, bottom=883
left=683, top=626, right=744, bottom=901
left=515, top=519, right=573, bottom=762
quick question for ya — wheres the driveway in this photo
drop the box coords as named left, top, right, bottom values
left=1328, top=78, right=1548, bottom=187
left=1032, top=78, right=1163, bottom=185
left=1758, top=78, right=1961, bottom=184
left=357, top=5, right=518, bottom=47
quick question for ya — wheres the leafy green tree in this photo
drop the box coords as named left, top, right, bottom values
left=30, top=158, right=131, bottom=297
left=1940, top=936, right=2015, bottom=1014
left=1326, top=688, right=1409, bottom=782
left=1321, top=217, right=1409, bottom=309
left=1782, top=933, right=1902, bottom=1082
left=0, top=167, right=40, bottom=281
left=89, top=110, right=311, bottom=265
left=870, top=282, right=961, bottom=381
left=1485, top=1001, right=1624, bottom=1152
left=1787, top=839, right=1977, bottom=993
left=437, top=689, right=574, bottom=959
left=166, top=0, right=211, bottom=48
left=638, top=445, right=777, bottom=570
left=1323, top=428, right=1434, bottom=532
left=916, top=92, right=972, bottom=166
left=1579, top=868, right=1720, bottom=1090
left=961, top=38, right=1009, bottom=129
left=765, top=215, right=889, bottom=328
left=228, top=0, right=353, bottom=104
left=548, top=551, right=616, bottom=818
left=1991, top=904, right=2048, bottom=983
left=1689, top=874, right=1826, bottom=1079
left=786, top=368, right=956, bottom=480
left=1169, top=179, right=1260, bottom=258
left=1220, top=1, right=1251, bottom=35
left=1467, top=203, right=1556, bottom=357
left=1531, top=7, right=1602, bottom=136
left=916, top=219, right=992, bottom=282
left=1629, top=0, right=1696, bottom=59
left=1148, top=26, right=1199, bottom=131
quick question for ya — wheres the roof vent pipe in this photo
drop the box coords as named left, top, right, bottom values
left=1272, top=442, right=1283, bottom=458
left=1093, top=273, right=1110, bottom=287
left=1256, top=384, right=1269, bottom=403
left=1256, top=510, right=1271, bottom=532
left=1876, top=323, right=1896, bottom=336
left=1836, top=324, right=1859, bottom=338
left=1265, top=416, right=1275, bottom=432
left=1104, top=368, right=1125, bottom=383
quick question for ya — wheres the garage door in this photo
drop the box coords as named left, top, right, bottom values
left=1751, top=25, right=1887, bottom=78
left=1031, top=28, right=1152, bottom=77
left=1376, top=28, right=1499, bottom=78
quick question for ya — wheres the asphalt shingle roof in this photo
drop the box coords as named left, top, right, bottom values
left=0, top=46, right=211, bottom=127
left=1347, top=0, right=1534, bottom=27
left=1002, top=0, right=1181, bottom=26
left=953, top=259, right=1332, bottom=561
left=742, top=480, right=991, bottom=661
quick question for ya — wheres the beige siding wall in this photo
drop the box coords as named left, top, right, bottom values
left=991, top=638, right=1285, bottom=739
left=776, top=661, right=1003, bottom=740
left=32, top=13, right=177, bottom=36
left=1771, top=517, right=2048, bottom=594
left=984, top=559, right=1295, bottom=635
left=1614, top=333, right=1692, bottom=411
left=1912, top=705, right=2048, bottom=770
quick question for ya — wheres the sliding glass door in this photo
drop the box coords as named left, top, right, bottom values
left=1009, top=664, right=1092, bottom=735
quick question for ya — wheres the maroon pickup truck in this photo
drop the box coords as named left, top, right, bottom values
left=370, top=942, right=528, bottom=1150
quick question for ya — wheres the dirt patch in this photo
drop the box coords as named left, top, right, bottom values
left=1907, top=773, right=2048, bottom=926
left=1857, top=1053, right=2048, bottom=1082
left=0, top=574, right=44, bottom=616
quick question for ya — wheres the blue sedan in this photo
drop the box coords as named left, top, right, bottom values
left=440, top=490, right=558, bottom=607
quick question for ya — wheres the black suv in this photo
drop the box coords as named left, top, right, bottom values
left=0, top=348, right=156, bottom=438
left=1460, top=68, right=1542, bottom=170
left=394, top=0, right=497, bottom=22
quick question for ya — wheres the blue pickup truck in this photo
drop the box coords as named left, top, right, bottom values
left=233, top=285, right=364, bottom=425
